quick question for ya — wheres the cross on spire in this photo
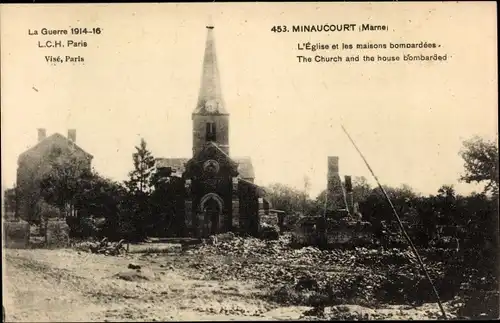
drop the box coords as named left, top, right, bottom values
left=206, top=14, right=214, bottom=29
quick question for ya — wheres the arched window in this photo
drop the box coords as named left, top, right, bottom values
left=206, top=122, right=216, bottom=141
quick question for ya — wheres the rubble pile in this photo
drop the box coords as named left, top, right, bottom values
left=299, top=303, right=460, bottom=321
left=184, top=233, right=449, bottom=308
left=74, top=238, right=128, bottom=256
left=184, top=232, right=499, bottom=320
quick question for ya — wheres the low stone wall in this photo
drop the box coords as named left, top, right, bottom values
left=45, top=219, right=70, bottom=247
left=325, top=229, right=373, bottom=244
left=292, top=216, right=374, bottom=247
left=3, top=220, right=30, bottom=249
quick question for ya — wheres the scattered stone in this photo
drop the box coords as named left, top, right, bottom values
left=78, top=238, right=127, bottom=256
left=113, top=271, right=150, bottom=282
left=259, top=223, right=280, bottom=240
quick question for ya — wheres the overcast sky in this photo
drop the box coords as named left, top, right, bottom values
left=1, top=2, right=497, bottom=198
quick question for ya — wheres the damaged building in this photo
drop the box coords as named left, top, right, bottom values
left=292, top=156, right=372, bottom=247
left=15, top=129, right=93, bottom=222
left=155, top=25, right=269, bottom=238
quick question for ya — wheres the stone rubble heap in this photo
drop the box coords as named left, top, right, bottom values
left=75, top=238, right=128, bottom=256
left=184, top=233, right=448, bottom=309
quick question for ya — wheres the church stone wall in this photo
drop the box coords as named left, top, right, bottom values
left=232, top=199, right=240, bottom=228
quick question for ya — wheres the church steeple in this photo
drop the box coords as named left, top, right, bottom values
left=193, top=25, right=229, bottom=116
left=192, top=25, right=230, bottom=157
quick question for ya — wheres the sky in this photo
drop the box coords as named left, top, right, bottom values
left=1, top=2, right=498, bottom=198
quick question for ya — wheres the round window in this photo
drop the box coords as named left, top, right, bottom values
left=203, top=159, right=220, bottom=174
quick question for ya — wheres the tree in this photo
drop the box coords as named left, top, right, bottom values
left=459, top=136, right=499, bottom=195
left=358, top=184, right=419, bottom=225
left=77, top=174, right=126, bottom=217
left=352, top=176, right=372, bottom=204
left=265, top=183, right=312, bottom=215
left=434, top=184, right=458, bottom=226
left=123, top=138, right=156, bottom=241
left=459, top=137, right=499, bottom=281
left=39, top=147, right=127, bottom=239
left=39, top=147, right=93, bottom=214
left=437, top=184, right=456, bottom=199
left=124, top=138, right=156, bottom=195
left=150, top=168, right=187, bottom=237
left=72, top=174, right=127, bottom=239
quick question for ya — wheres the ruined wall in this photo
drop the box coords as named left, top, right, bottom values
left=325, top=228, right=373, bottom=244
left=45, top=219, right=70, bottom=247
left=238, top=181, right=260, bottom=236
left=292, top=217, right=373, bottom=247
left=344, top=175, right=355, bottom=215
left=327, top=156, right=345, bottom=210
left=3, top=220, right=30, bottom=248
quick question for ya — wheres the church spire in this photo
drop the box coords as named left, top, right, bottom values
left=193, top=25, right=228, bottom=115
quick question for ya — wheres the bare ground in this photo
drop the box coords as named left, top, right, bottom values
left=3, top=245, right=456, bottom=322
left=4, top=248, right=308, bottom=322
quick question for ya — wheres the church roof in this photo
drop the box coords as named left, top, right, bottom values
left=238, top=178, right=267, bottom=197
left=155, top=155, right=255, bottom=179
left=234, top=156, right=255, bottom=179
left=155, top=158, right=188, bottom=174
left=192, top=26, right=229, bottom=116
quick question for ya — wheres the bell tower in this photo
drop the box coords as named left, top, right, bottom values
left=192, top=25, right=230, bottom=156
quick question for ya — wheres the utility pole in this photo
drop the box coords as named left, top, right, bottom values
left=341, top=124, right=447, bottom=320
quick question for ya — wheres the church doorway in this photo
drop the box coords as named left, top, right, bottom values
left=200, top=193, right=224, bottom=236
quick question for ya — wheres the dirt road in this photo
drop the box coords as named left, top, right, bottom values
left=3, top=248, right=308, bottom=322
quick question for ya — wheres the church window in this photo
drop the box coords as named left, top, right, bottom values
left=206, top=122, right=216, bottom=141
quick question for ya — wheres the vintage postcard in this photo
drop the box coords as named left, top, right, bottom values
left=1, top=2, right=498, bottom=322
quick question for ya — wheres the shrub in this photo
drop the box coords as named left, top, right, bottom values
left=66, top=215, right=100, bottom=239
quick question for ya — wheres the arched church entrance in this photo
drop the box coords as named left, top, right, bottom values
left=200, top=193, right=224, bottom=236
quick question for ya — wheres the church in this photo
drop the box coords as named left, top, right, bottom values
left=155, top=25, right=268, bottom=238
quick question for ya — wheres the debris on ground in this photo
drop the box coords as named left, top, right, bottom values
left=112, top=271, right=151, bottom=282
left=65, top=230, right=498, bottom=320
left=259, top=223, right=280, bottom=240
left=152, top=232, right=494, bottom=320
left=75, top=238, right=128, bottom=256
